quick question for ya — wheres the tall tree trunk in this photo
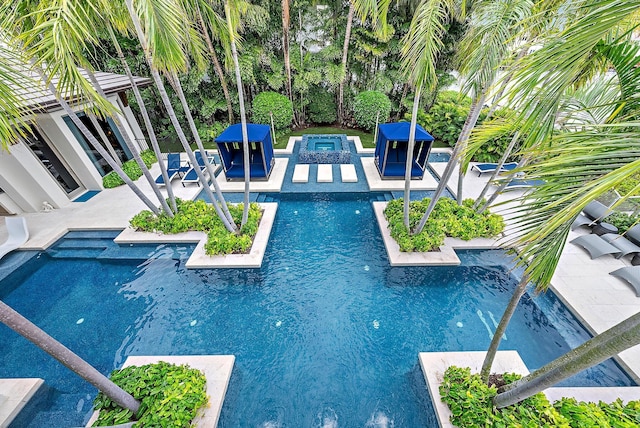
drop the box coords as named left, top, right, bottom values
left=196, top=7, right=234, bottom=123
left=395, top=83, right=409, bottom=121
left=338, top=2, right=355, bottom=125
left=225, top=1, right=251, bottom=228
left=125, top=0, right=237, bottom=233
left=403, top=85, right=422, bottom=230
left=35, top=65, right=160, bottom=215
left=456, top=94, right=485, bottom=205
left=0, top=301, right=140, bottom=414
left=108, top=26, right=177, bottom=213
left=282, top=0, right=293, bottom=104
left=494, top=311, right=640, bottom=408
left=87, top=112, right=122, bottom=166
left=473, top=131, right=520, bottom=210
left=480, top=275, right=529, bottom=382
left=478, top=156, right=529, bottom=214
left=168, top=74, right=236, bottom=227
left=85, top=70, right=174, bottom=217
left=413, top=95, right=484, bottom=234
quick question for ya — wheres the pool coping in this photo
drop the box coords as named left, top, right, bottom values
left=114, top=202, right=277, bottom=269
left=85, top=355, right=234, bottom=428
left=0, top=378, right=43, bottom=428
left=419, top=351, right=640, bottom=428
left=372, top=201, right=500, bottom=266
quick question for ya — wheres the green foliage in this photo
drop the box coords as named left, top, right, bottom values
left=440, top=366, right=640, bottom=428
left=605, top=212, right=640, bottom=234
left=440, top=366, right=571, bottom=427
left=353, top=91, right=392, bottom=131
left=102, top=150, right=157, bottom=188
left=616, top=171, right=640, bottom=196
left=92, top=362, right=207, bottom=427
left=252, top=91, right=293, bottom=131
left=384, top=198, right=504, bottom=252
left=413, top=92, right=520, bottom=162
left=130, top=199, right=261, bottom=255
left=308, top=87, right=337, bottom=125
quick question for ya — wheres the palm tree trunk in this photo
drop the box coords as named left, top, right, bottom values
left=473, top=131, right=520, bottom=210
left=225, top=1, right=251, bottom=228
left=413, top=96, right=484, bottom=234
left=493, top=310, right=640, bottom=408
left=338, top=2, right=355, bottom=125
left=124, top=0, right=236, bottom=233
left=196, top=7, right=234, bottom=123
left=168, top=74, right=236, bottom=227
left=35, top=65, right=160, bottom=215
left=478, top=156, right=529, bottom=214
left=282, top=0, right=293, bottom=104
left=0, top=301, right=140, bottom=414
left=87, top=112, right=122, bottom=166
left=480, top=274, right=529, bottom=382
left=403, top=85, right=422, bottom=230
left=85, top=69, right=174, bottom=217
left=456, top=94, right=485, bottom=205
left=108, top=26, right=178, bottom=213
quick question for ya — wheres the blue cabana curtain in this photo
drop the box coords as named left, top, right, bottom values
left=215, top=124, right=274, bottom=180
left=374, top=122, right=434, bottom=179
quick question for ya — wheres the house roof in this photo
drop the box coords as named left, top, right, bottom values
left=14, top=69, right=152, bottom=113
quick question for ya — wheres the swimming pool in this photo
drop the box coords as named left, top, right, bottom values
left=0, top=193, right=634, bottom=427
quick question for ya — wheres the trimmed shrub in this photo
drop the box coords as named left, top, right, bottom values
left=130, top=199, right=262, bottom=255
left=102, top=149, right=156, bottom=188
left=93, top=362, right=207, bottom=427
left=252, top=91, right=293, bottom=130
left=308, top=87, right=337, bottom=124
left=605, top=211, right=640, bottom=233
left=353, top=90, right=392, bottom=131
left=383, top=197, right=504, bottom=252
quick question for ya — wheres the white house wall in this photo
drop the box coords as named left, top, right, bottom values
left=0, top=142, right=70, bottom=212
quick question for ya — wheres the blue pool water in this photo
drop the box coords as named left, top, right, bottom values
left=0, top=193, right=634, bottom=427
left=313, top=141, right=336, bottom=151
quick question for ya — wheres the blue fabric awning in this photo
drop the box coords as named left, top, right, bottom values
left=378, top=122, right=434, bottom=142
left=215, top=123, right=271, bottom=143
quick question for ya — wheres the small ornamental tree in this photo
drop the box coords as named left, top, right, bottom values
left=251, top=91, right=293, bottom=130
left=353, top=90, right=392, bottom=131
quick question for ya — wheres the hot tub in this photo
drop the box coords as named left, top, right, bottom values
left=298, top=134, right=351, bottom=164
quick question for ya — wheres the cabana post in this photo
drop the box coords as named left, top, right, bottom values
left=215, top=124, right=275, bottom=181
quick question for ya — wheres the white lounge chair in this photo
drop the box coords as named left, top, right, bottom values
left=0, top=217, right=29, bottom=260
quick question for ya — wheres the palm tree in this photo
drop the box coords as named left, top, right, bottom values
left=0, top=300, right=140, bottom=414
left=107, top=25, right=179, bottom=213
left=122, top=0, right=238, bottom=233
left=224, top=0, right=251, bottom=228
left=282, top=0, right=293, bottom=105
left=475, top=0, right=640, bottom=384
left=337, top=1, right=355, bottom=125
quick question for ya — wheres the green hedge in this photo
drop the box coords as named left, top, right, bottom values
left=252, top=91, right=293, bottom=130
left=353, top=90, right=392, bottom=131
left=92, top=362, right=207, bottom=427
left=308, top=86, right=337, bottom=124
left=102, top=150, right=157, bottom=189
left=410, top=91, right=520, bottom=163
left=130, top=199, right=261, bottom=255
left=440, top=365, right=640, bottom=427
left=605, top=211, right=640, bottom=233
left=384, top=197, right=504, bottom=252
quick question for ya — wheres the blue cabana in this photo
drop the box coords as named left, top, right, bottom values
left=374, top=122, right=434, bottom=179
left=215, top=123, right=275, bottom=181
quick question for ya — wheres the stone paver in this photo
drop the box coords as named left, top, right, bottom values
left=340, top=164, right=357, bottom=183
left=292, top=164, right=309, bottom=183
left=317, top=164, right=333, bottom=183
left=215, top=158, right=288, bottom=192
left=0, top=378, right=43, bottom=428
left=361, top=157, right=438, bottom=191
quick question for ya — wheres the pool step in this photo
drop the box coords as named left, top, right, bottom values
left=47, top=231, right=122, bottom=259
left=256, top=194, right=277, bottom=203
left=56, top=238, right=113, bottom=250
left=63, top=230, right=121, bottom=240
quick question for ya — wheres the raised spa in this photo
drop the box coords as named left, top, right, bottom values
left=298, top=134, right=351, bottom=164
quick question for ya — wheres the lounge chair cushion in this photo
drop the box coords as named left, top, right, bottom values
left=610, top=266, right=640, bottom=297
left=570, top=234, right=621, bottom=259
left=601, top=233, right=640, bottom=259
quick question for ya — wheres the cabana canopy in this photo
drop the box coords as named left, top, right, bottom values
left=374, top=122, right=434, bottom=179
left=215, top=123, right=275, bottom=181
